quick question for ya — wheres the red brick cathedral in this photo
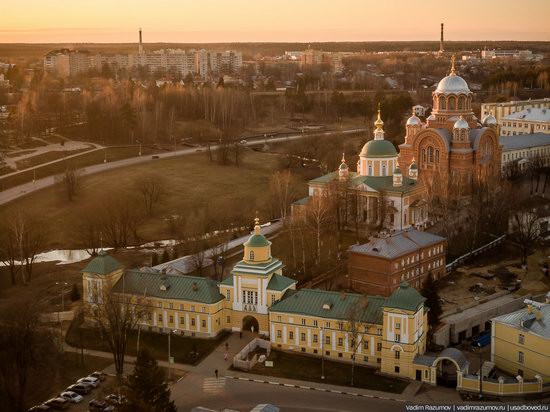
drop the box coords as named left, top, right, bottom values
left=398, top=56, right=501, bottom=187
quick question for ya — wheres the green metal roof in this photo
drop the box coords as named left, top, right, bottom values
left=384, top=282, right=426, bottom=311
left=351, top=175, right=419, bottom=194
left=232, top=258, right=283, bottom=276
left=266, top=274, right=297, bottom=292
left=293, top=196, right=310, bottom=206
left=244, top=234, right=271, bottom=248
left=410, top=162, right=418, bottom=170
left=219, top=276, right=234, bottom=286
left=111, top=270, right=225, bottom=304
left=82, top=251, right=123, bottom=275
left=360, top=140, right=397, bottom=158
left=339, top=162, right=349, bottom=170
left=270, top=289, right=386, bottom=324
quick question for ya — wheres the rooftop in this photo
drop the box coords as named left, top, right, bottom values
left=350, top=228, right=446, bottom=260
left=500, top=133, right=550, bottom=152
left=502, top=108, right=550, bottom=123
left=384, top=281, right=426, bottom=311
left=82, top=251, right=123, bottom=275
left=492, top=302, right=550, bottom=339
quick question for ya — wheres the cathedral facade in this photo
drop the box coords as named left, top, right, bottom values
left=398, top=57, right=501, bottom=187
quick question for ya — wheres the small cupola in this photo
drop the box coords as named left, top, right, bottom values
left=408, top=158, right=418, bottom=180
left=338, top=152, right=349, bottom=180
left=243, top=215, right=272, bottom=264
left=453, top=115, right=469, bottom=142
left=393, top=165, right=403, bottom=187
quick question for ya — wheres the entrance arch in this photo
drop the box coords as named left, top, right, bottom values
left=431, top=348, right=469, bottom=388
left=242, top=315, right=259, bottom=333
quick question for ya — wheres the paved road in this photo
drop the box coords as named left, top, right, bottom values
left=0, top=128, right=365, bottom=207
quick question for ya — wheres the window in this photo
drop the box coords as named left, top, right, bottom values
left=202, top=320, right=206, bottom=328
left=325, top=321, right=330, bottom=328
left=364, top=356, right=369, bottom=362
left=271, top=295, right=276, bottom=305
left=313, top=334, right=318, bottom=343
left=179, top=304, right=184, bottom=310
left=169, top=303, right=173, bottom=309
left=395, top=334, right=401, bottom=342
left=226, top=316, right=230, bottom=323
left=395, top=351, right=400, bottom=359
left=363, top=341, right=369, bottom=350
left=338, top=338, right=343, bottom=346
left=395, top=322, right=401, bottom=330
left=519, top=334, right=525, bottom=344
left=382, top=164, right=386, bottom=176
left=169, top=315, right=174, bottom=323
left=277, top=330, right=282, bottom=338
left=395, top=366, right=400, bottom=374
left=314, top=349, right=318, bottom=354
left=518, top=351, right=524, bottom=364
left=190, top=305, right=195, bottom=312
left=226, top=290, right=231, bottom=301
left=301, top=333, right=306, bottom=342
left=301, top=319, right=306, bottom=325
left=289, top=331, right=294, bottom=340
left=313, top=320, right=318, bottom=327
left=201, top=306, right=206, bottom=313
left=338, top=353, right=343, bottom=358
left=158, top=314, right=163, bottom=322
left=338, top=322, right=344, bottom=330
left=277, top=316, right=282, bottom=322
left=191, top=318, right=196, bottom=326
left=377, top=343, right=382, bottom=351
left=158, top=302, right=162, bottom=308
left=325, top=336, right=331, bottom=345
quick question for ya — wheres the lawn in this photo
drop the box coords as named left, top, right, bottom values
left=0, top=150, right=314, bottom=249
left=246, top=350, right=409, bottom=394
left=15, top=148, right=91, bottom=169
left=66, top=322, right=227, bottom=365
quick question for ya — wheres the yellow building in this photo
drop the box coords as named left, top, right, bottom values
left=82, top=217, right=434, bottom=383
left=491, top=297, right=550, bottom=383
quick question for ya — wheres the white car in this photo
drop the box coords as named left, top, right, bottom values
left=77, top=376, right=100, bottom=388
left=60, top=390, right=83, bottom=403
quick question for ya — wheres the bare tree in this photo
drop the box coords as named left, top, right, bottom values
left=345, top=299, right=366, bottom=387
left=62, top=166, right=82, bottom=201
left=304, top=195, right=334, bottom=268
left=0, top=221, right=20, bottom=285
left=269, top=170, right=295, bottom=221
left=509, top=207, right=541, bottom=269
left=0, top=301, right=58, bottom=412
left=134, top=173, right=167, bottom=216
left=88, top=287, right=150, bottom=375
left=210, top=234, right=230, bottom=281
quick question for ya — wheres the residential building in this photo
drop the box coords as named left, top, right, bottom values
left=500, top=108, right=550, bottom=136
left=43, top=49, right=90, bottom=77
left=481, top=98, right=550, bottom=125
left=500, top=133, right=550, bottom=175
left=348, top=228, right=447, bottom=296
left=491, top=296, right=550, bottom=383
left=412, top=105, right=427, bottom=118
left=481, top=49, right=543, bottom=62
left=302, top=48, right=344, bottom=73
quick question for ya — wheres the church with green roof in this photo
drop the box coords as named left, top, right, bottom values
left=296, top=109, right=428, bottom=231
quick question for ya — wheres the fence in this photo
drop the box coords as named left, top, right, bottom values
left=446, top=235, right=506, bottom=274
left=460, top=374, right=547, bottom=396
left=39, top=311, right=75, bottom=323
left=232, top=338, right=271, bottom=371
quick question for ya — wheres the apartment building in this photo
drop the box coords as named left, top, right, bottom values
left=481, top=98, right=550, bottom=125
left=500, top=108, right=550, bottom=136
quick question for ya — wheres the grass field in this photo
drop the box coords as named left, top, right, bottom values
left=0, top=149, right=315, bottom=249
left=246, top=350, right=409, bottom=393
left=15, top=148, right=91, bottom=169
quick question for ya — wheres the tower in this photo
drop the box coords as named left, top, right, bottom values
left=138, top=28, right=144, bottom=54
left=439, top=23, right=444, bottom=54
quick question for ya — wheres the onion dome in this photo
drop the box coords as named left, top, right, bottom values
left=394, top=165, right=402, bottom=175
left=244, top=217, right=271, bottom=248
left=435, top=55, right=471, bottom=94
left=453, top=116, right=469, bottom=130
left=482, top=113, right=497, bottom=127
left=338, top=153, right=349, bottom=170
left=409, top=159, right=418, bottom=170
left=359, top=106, right=398, bottom=158
left=406, top=113, right=422, bottom=126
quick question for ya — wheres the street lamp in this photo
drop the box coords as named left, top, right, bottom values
left=477, top=342, right=483, bottom=399
left=55, top=281, right=69, bottom=352
left=168, top=329, right=178, bottom=382
left=320, top=326, right=325, bottom=380
left=55, top=281, right=69, bottom=312
left=136, top=139, right=142, bottom=156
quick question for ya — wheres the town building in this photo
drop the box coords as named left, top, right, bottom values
left=302, top=48, right=344, bottom=73
left=499, top=108, right=550, bottom=136
left=481, top=49, right=543, bottom=62
left=82, top=217, right=433, bottom=383
left=500, top=133, right=550, bottom=175
left=412, top=105, right=427, bottom=118
left=491, top=296, right=550, bottom=383
left=299, top=110, right=428, bottom=232
left=481, top=98, right=550, bottom=125
left=398, top=56, right=501, bottom=187
left=347, top=228, right=447, bottom=296
left=44, top=49, right=91, bottom=77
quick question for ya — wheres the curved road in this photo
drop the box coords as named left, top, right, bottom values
left=0, top=128, right=365, bottom=207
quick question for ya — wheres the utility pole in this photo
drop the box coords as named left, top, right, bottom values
left=320, top=326, right=325, bottom=380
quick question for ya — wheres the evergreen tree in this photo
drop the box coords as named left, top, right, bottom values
left=70, top=283, right=81, bottom=301
left=151, top=253, right=159, bottom=267
left=421, top=274, right=442, bottom=330
left=125, top=348, right=176, bottom=412
left=161, top=248, right=170, bottom=263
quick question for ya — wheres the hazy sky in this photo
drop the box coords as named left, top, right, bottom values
left=2, top=0, right=550, bottom=43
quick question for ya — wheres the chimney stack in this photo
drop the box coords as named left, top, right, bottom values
left=138, top=28, right=143, bottom=54
left=439, top=23, right=444, bottom=54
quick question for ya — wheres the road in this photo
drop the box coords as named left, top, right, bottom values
left=171, top=377, right=399, bottom=412
left=0, top=128, right=365, bottom=207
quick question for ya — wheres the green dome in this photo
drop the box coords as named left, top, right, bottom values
left=360, top=140, right=397, bottom=158
left=82, top=250, right=122, bottom=275
left=339, top=162, right=349, bottom=170
left=244, top=234, right=271, bottom=248
left=409, top=162, right=418, bottom=170
left=394, top=166, right=402, bottom=174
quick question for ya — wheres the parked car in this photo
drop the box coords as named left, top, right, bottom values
left=104, top=394, right=127, bottom=405
left=28, top=405, right=52, bottom=411
left=89, top=399, right=114, bottom=412
left=44, top=397, right=69, bottom=410
left=89, top=371, right=106, bottom=382
left=60, top=391, right=83, bottom=403
left=66, top=383, right=91, bottom=395
left=77, top=376, right=100, bottom=388
left=240, top=139, right=247, bottom=144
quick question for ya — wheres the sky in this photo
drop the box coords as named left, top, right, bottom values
left=1, top=0, right=550, bottom=43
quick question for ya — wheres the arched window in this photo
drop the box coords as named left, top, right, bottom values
left=368, top=164, right=373, bottom=176
left=438, top=96, right=445, bottom=110
left=435, top=149, right=440, bottom=164
left=458, top=97, right=464, bottom=110
left=249, top=251, right=255, bottom=261
left=448, top=96, right=456, bottom=110
left=422, top=149, right=427, bottom=163
left=428, top=147, right=434, bottom=163
left=382, top=164, right=386, bottom=176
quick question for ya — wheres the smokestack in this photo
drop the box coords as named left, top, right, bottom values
left=139, top=28, right=143, bottom=54
left=440, top=23, right=444, bottom=54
